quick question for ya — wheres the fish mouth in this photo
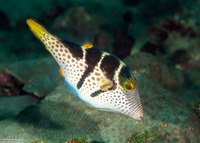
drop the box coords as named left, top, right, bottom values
left=120, top=86, right=144, bottom=120
left=131, top=109, right=144, bottom=120
left=26, top=19, right=49, bottom=42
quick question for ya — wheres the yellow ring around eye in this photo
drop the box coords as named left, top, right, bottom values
left=125, top=82, right=134, bottom=91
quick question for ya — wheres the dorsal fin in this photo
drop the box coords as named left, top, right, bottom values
left=77, top=28, right=94, bottom=49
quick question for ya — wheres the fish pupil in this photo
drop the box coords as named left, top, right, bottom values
left=125, top=82, right=133, bottom=91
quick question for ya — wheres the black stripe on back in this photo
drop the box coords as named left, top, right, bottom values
left=77, top=48, right=102, bottom=89
left=62, top=40, right=83, bottom=58
left=77, top=67, right=92, bottom=89
left=90, top=90, right=105, bottom=97
left=100, top=55, right=120, bottom=80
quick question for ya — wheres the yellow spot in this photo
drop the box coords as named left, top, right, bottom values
left=59, top=68, right=64, bottom=77
left=81, top=43, right=93, bottom=49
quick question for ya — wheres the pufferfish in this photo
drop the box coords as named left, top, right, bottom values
left=26, top=19, right=144, bottom=120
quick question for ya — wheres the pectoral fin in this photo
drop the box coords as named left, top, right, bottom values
left=99, top=78, right=114, bottom=91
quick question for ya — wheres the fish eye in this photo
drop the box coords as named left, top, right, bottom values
left=125, top=82, right=134, bottom=91
left=118, top=75, right=136, bottom=92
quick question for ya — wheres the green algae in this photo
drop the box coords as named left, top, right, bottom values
left=127, top=129, right=158, bottom=143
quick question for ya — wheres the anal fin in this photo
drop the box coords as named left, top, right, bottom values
left=59, top=68, right=64, bottom=77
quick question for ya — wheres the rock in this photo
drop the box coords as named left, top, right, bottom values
left=0, top=55, right=199, bottom=143
left=5, top=58, right=59, bottom=98
left=124, top=52, right=185, bottom=91
left=0, top=95, right=38, bottom=120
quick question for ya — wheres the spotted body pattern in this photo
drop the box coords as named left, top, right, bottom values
left=26, top=19, right=144, bottom=120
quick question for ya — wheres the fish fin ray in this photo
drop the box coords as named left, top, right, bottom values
left=76, top=28, right=94, bottom=48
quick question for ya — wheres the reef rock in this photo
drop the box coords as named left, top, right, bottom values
left=0, top=54, right=199, bottom=143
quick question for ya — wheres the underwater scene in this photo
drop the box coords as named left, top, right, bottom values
left=0, top=0, right=200, bottom=143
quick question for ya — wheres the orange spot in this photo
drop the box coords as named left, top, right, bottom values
left=97, top=78, right=100, bottom=81
left=67, top=55, right=71, bottom=59
left=67, top=61, right=69, bottom=63
left=55, top=49, right=58, bottom=52
left=72, top=59, right=74, bottom=62
left=63, top=53, right=66, bottom=56
left=77, top=66, right=79, bottom=68
left=63, top=58, right=66, bottom=61
left=51, top=38, right=55, bottom=40
left=53, top=52, right=55, bottom=55
left=56, top=44, right=59, bottom=47
left=80, top=63, right=83, bottom=66
left=55, top=56, right=58, bottom=58
left=80, top=69, right=83, bottom=72
left=56, top=41, right=59, bottom=43
left=95, top=72, right=100, bottom=76
left=93, top=82, right=96, bottom=85
left=60, top=45, right=63, bottom=47
left=88, top=79, right=91, bottom=82
left=52, top=42, right=55, bottom=44
left=65, top=49, right=68, bottom=53
left=92, top=77, right=95, bottom=80
left=82, top=43, right=93, bottom=48
left=58, top=53, right=61, bottom=56
left=59, top=57, right=61, bottom=60
left=60, top=49, right=63, bottom=52
left=52, top=46, right=54, bottom=48
left=48, top=41, right=51, bottom=45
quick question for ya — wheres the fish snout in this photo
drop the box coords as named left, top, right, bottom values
left=132, top=109, right=144, bottom=120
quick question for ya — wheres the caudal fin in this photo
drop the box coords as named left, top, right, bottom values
left=26, top=19, right=58, bottom=52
